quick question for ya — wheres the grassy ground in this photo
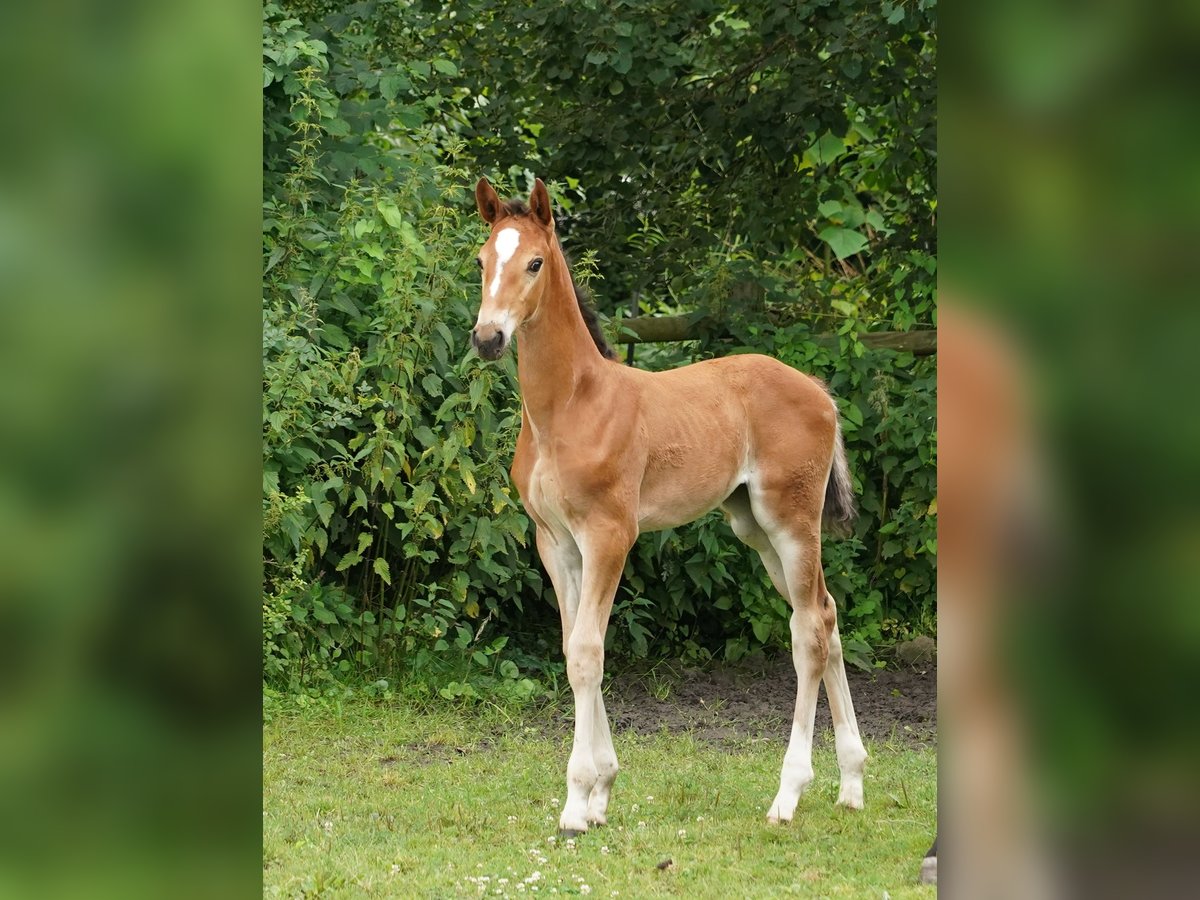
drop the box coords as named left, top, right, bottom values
left=263, top=700, right=936, bottom=898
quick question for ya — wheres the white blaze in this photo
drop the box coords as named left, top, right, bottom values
left=489, top=227, right=520, bottom=298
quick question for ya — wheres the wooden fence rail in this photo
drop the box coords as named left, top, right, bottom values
left=613, top=315, right=937, bottom=355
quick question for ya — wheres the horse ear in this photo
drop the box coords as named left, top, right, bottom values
left=529, top=178, right=554, bottom=229
left=476, top=177, right=502, bottom=224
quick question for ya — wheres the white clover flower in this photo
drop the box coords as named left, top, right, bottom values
left=677, top=829, right=687, bottom=838
left=601, top=845, right=610, bottom=855
left=580, top=886, right=591, bottom=896
left=550, top=798, right=560, bottom=806
left=631, top=803, right=639, bottom=813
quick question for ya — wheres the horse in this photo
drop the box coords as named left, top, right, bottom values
left=470, top=176, right=868, bottom=836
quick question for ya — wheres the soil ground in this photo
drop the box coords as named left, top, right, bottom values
left=602, top=656, right=936, bottom=750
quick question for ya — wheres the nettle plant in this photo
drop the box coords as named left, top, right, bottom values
left=264, top=5, right=553, bottom=696
left=263, top=164, right=547, bottom=694
left=262, top=1, right=935, bottom=689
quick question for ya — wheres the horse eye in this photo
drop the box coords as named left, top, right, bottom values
left=528, top=258, right=543, bottom=273
left=476, top=257, right=483, bottom=269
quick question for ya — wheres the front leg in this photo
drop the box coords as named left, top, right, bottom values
left=559, top=519, right=635, bottom=836
left=542, top=525, right=618, bottom=827
left=535, top=527, right=582, bottom=659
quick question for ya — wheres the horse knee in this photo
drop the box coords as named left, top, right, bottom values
left=790, top=612, right=830, bottom=676
left=808, top=628, right=831, bottom=673
left=566, top=634, right=604, bottom=691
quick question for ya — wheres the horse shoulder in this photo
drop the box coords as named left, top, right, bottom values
left=510, top=415, right=536, bottom=502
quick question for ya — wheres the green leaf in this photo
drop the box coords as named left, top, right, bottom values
left=311, top=602, right=337, bottom=625
left=376, top=74, right=405, bottom=100
left=335, top=550, right=362, bottom=572
left=809, top=132, right=845, bottom=165
left=751, top=618, right=772, bottom=643
left=373, top=558, right=392, bottom=585
left=468, top=376, right=486, bottom=408
left=432, top=58, right=458, bottom=76
left=818, top=226, right=868, bottom=260
left=379, top=202, right=404, bottom=228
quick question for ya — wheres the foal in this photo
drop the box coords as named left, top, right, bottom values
left=471, top=177, right=867, bottom=835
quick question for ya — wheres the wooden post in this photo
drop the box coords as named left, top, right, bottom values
left=613, top=315, right=937, bottom=356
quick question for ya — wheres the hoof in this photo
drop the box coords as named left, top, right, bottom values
left=919, top=855, right=937, bottom=885
left=766, top=798, right=795, bottom=824
left=558, top=828, right=586, bottom=839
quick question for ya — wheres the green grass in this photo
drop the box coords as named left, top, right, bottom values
left=264, top=700, right=936, bottom=898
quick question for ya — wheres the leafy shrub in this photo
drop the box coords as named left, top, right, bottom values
left=262, top=1, right=935, bottom=693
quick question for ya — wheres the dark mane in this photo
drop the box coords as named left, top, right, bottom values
left=500, top=198, right=619, bottom=361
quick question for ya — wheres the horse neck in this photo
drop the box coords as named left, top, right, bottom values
left=516, top=254, right=606, bottom=426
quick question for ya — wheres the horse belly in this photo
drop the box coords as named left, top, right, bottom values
left=637, top=462, right=741, bottom=532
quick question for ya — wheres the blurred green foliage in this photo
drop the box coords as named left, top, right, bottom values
left=263, top=0, right=936, bottom=695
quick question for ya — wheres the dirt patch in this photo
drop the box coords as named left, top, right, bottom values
left=393, top=738, right=497, bottom=767
left=603, top=656, right=936, bottom=750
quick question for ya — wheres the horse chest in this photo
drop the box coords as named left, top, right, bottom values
left=523, top=455, right=573, bottom=532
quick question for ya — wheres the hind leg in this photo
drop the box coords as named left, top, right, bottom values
left=585, top=693, right=618, bottom=825
left=723, top=486, right=789, bottom=594
left=820, top=570, right=868, bottom=808
left=768, top=616, right=825, bottom=822
left=724, top=488, right=829, bottom=822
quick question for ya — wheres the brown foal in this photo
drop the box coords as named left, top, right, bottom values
left=471, top=177, right=867, bottom=836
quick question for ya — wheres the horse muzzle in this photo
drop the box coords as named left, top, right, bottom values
left=471, top=325, right=508, bottom=361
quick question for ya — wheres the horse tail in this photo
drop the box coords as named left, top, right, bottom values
left=823, top=405, right=857, bottom=537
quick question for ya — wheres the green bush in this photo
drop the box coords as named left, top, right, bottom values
left=262, top=1, right=935, bottom=694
